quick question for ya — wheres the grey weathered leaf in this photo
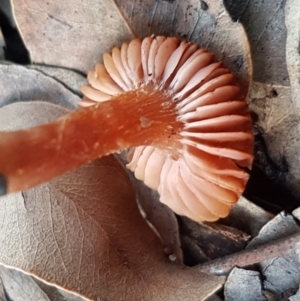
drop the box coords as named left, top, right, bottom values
left=0, top=64, right=79, bottom=109
left=224, top=268, right=266, bottom=301
left=226, top=1, right=300, bottom=206
left=0, top=266, right=51, bottom=301
left=26, top=64, right=87, bottom=97
left=231, top=0, right=289, bottom=85
left=247, top=213, right=300, bottom=297
left=0, top=101, right=225, bottom=301
left=113, top=0, right=251, bottom=91
left=249, top=81, right=300, bottom=199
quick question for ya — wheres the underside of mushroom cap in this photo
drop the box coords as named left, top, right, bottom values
left=80, top=35, right=254, bottom=223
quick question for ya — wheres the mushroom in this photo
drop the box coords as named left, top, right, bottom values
left=0, top=36, right=253, bottom=222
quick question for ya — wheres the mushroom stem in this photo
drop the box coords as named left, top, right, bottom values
left=0, top=86, right=182, bottom=195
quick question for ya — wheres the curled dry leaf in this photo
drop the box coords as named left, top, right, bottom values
left=0, top=101, right=225, bottom=300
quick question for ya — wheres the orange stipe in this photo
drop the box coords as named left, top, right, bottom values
left=0, top=86, right=182, bottom=193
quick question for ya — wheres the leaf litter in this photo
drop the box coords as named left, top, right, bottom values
left=0, top=0, right=299, bottom=300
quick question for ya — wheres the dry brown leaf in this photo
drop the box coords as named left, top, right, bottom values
left=12, top=0, right=133, bottom=72
left=12, top=0, right=251, bottom=92
left=0, top=101, right=225, bottom=300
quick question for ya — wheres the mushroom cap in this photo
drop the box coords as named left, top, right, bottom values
left=80, top=36, right=254, bottom=223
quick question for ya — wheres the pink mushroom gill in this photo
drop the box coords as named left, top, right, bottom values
left=79, top=36, right=254, bottom=222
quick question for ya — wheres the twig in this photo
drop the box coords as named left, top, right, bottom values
left=194, top=231, right=300, bottom=276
